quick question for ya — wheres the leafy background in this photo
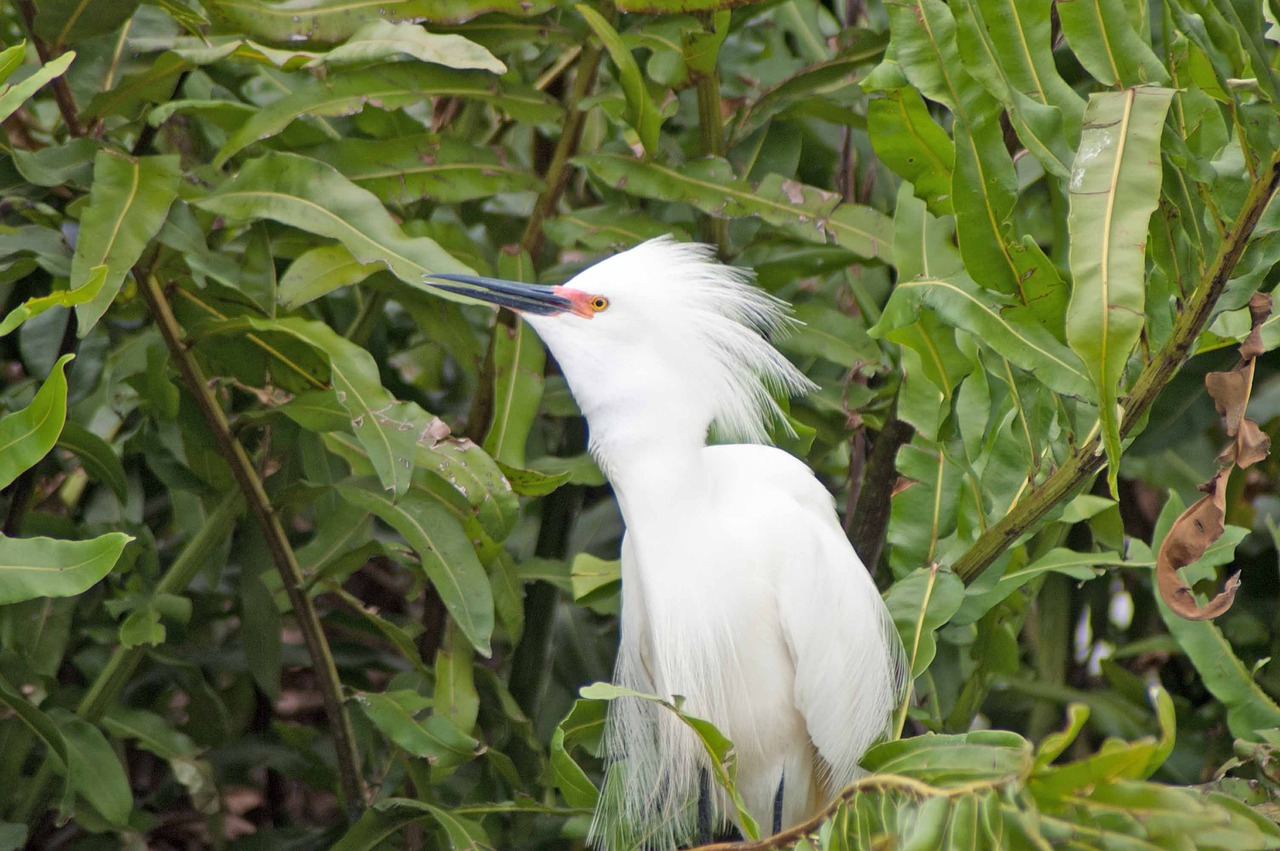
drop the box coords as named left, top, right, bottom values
left=2, top=0, right=1280, bottom=848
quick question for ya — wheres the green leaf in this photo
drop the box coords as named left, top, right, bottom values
left=338, top=484, right=494, bottom=655
left=312, top=20, right=505, bottom=72
left=550, top=699, right=604, bottom=809
left=201, top=315, right=422, bottom=497
left=73, top=153, right=182, bottom=334
left=577, top=154, right=893, bottom=262
left=884, top=563, right=965, bottom=678
left=0, top=531, right=133, bottom=605
left=1066, top=87, right=1175, bottom=495
left=1057, top=0, right=1170, bottom=87
left=578, top=5, right=662, bottom=158
left=49, top=710, right=134, bottom=827
left=861, top=729, right=1033, bottom=784
left=872, top=273, right=1093, bottom=398
left=0, top=354, right=75, bottom=490
left=204, top=0, right=556, bottom=43
left=0, top=48, right=76, bottom=125
left=0, top=266, right=107, bottom=338
left=355, top=690, right=484, bottom=770
left=278, top=244, right=381, bottom=310
left=306, top=134, right=543, bottom=206
left=196, top=152, right=474, bottom=291
left=374, top=798, right=492, bottom=849
left=214, top=64, right=558, bottom=166
left=484, top=317, right=544, bottom=468
left=868, top=88, right=955, bottom=215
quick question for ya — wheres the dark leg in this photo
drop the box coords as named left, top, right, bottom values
left=772, top=773, right=785, bottom=836
left=698, top=768, right=712, bottom=844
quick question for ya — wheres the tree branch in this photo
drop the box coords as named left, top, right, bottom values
left=953, top=146, right=1280, bottom=585
left=136, top=270, right=368, bottom=815
left=520, top=45, right=602, bottom=258
left=15, top=0, right=84, bottom=137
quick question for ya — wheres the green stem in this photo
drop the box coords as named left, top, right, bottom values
left=952, top=147, right=1280, bottom=586
left=15, top=491, right=245, bottom=824
left=695, top=48, right=728, bottom=254
left=137, top=270, right=367, bottom=815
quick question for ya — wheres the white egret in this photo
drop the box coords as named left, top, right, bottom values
left=430, top=237, right=906, bottom=849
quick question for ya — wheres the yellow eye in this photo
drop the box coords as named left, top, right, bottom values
left=590, top=296, right=610, bottom=312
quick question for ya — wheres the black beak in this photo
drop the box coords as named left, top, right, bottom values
left=425, top=273, right=572, bottom=316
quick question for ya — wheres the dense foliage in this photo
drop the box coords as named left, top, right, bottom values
left=3, top=0, right=1280, bottom=848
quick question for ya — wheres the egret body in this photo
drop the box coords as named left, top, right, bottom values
left=431, top=238, right=906, bottom=849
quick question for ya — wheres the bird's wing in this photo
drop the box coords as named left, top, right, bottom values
left=709, top=445, right=908, bottom=789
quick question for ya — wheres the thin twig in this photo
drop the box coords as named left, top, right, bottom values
left=953, top=146, right=1280, bottom=585
left=520, top=45, right=603, bottom=257
left=136, top=269, right=368, bottom=815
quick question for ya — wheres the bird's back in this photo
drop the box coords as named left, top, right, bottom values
left=591, top=443, right=906, bottom=848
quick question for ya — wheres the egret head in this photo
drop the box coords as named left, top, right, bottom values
left=429, top=237, right=815, bottom=452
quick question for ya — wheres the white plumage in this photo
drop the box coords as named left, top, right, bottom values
left=431, top=237, right=907, bottom=849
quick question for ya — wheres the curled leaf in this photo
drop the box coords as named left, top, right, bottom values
left=1205, top=362, right=1251, bottom=437
left=1156, top=470, right=1239, bottom=621
left=1240, top=291, right=1273, bottom=359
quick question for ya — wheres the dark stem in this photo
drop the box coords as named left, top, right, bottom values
left=136, top=269, right=367, bottom=815
left=850, top=394, right=914, bottom=578
left=520, top=45, right=602, bottom=258
left=15, top=1, right=84, bottom=137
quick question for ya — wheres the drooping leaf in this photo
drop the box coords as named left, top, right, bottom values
left=577, top=154, right=893, bottom=262
left=338, top=483, right=494, bottom=655
left=73, top=153, right=182, bottom=334
left=204, top=0, right=556, bottom=43
left=1065, top=87, right=1175, bottom=495
left=0, top=48, right=76, bottom=125
left=355, top=690, right=484, bottom=770
left=0, top=354, right=75, bottom=490
left=311, top=20, right=505, bottom=72
left=195, top=152, right=474, bottom=291
left=214, top=64, right=558, bottom=166
left=579, top=5, right=663, bottom=158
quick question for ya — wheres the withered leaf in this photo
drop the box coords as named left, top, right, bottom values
left=1156, top=469, right=1240, bottom=620
left=1236, top=418, right=1271, bottom=468
left=1205, top=361, right=1251, bottom=437
left=1240, top=291, right=1273, bottom=360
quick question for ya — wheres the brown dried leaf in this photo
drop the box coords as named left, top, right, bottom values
left=1236, top=418, right=1272, bottom=468
left=1156, top=469, right=1241, bottom=620
left=1205, top=362, right=1251, bottom=436
left=1240, top=291, right=1274, bottom=359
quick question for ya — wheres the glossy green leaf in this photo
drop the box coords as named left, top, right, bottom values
left=0, top=531, right=133, bottom=605
left=374, top=798, right=492, bottom=849
left=306, top=134, right=543, bottom=206
left=355, top=690, right=484, bottom=770
left=196, top=152, right=474, bottom=290
left=202, top=315, right=419, bottom=496
left=278, top=244, right=381, bottom=310
left=1058, top=0, right=1170, bottom=87
left=861, top=729, right=1033, bottom=784
left=577, top=154, right=893, bottom=262
left=884, top=564, right=965, bottom=678
left=0, top=354, right=74, bottom=490
left=867, top=87, right=955, bottom=215
left=214, top=64, right=558, bottom=166
left=0, top=48, right=75, bottom=125
left=484, top=317, right=545, bottom=468
left=579, top=5, right=662, bottom=158
left=874, top=273, right=1092, bottom=398
left=550, top=698, right=605, bottom=809
left=49, top=710, right=134, bottom=826
left=73, top=153, right=182, bottom=334
left=313, top=20, right=504, bottom=72
left=0, top=265, right=107, bottom=338
left=338, top=484, right=494, bottom=655
left=1066, top=87, right=1175, bottom=494
left=204, top=0, right=555, bottom=42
